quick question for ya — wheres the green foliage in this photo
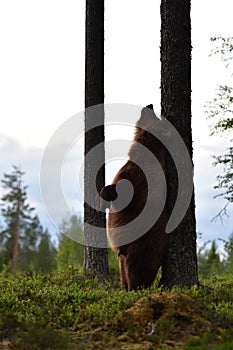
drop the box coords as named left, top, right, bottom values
left=210, top=36, right=233, bottom=69
left=213, top=146, right=233, bottom=202
left=57, top=215, right=84, bottom=271
left=207, top=85, right=233, bottom=135
left=34, top=231, right=57, bottom=273
left=57, top=235, right=84, bottom=272
left=197, top=233, right=233, bottom=280
left=184, top=331, right=233, bottom=350
left=221, top=232, right=233, bottom=274
left=0, top=271, right=139, bottom=348
left=206, top=36, right=233, bottom=203
left=198, top=240, right=224, bottom=278
left=11, top=323, right=71, bottom=350
left=57, top=215, right=119, bottom=274
left=108, top=247, right=119, bottom=273
left=0, top=272, right=233, bottom=349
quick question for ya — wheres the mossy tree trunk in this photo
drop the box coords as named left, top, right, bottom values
left=84, top=0, right=109, bottom=275
left=160, top=0, right=199, bottom=287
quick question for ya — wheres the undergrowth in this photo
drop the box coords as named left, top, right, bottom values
left=0, top=271, right=233, bottom=349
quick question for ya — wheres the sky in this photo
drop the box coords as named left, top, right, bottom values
left=0, top=0, right=233, bottom=250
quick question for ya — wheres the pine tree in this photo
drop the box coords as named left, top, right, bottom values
left=84, top=0, right=109, bottom=275
left=160, top=0, right=199, bottom=286
left=0, top=165, right=56, bottom=273
left=1, top=166, right=34, bottom=272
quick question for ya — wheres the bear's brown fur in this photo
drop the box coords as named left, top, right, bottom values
left=99, top=105, right=168, bottom=291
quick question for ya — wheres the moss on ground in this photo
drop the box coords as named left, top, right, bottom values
left=0, top=273, right=233, bottom=349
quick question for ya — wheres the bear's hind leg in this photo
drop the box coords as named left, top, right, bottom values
left=126, top=253, right=157, bottom=291
left=119, top=254, right=128, bottom=290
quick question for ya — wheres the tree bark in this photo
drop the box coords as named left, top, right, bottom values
left=84, top=0, right=109, bottom=275
left=160, top=0, right=199, bottom=286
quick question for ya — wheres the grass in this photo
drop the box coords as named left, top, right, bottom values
left=0, top=270, right=233, bottom=349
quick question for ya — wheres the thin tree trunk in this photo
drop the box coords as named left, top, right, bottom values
left=160, top=0, right=199, bottom=286
left=84, top=0, right=109, bottom=275
left=12, top=197, right=20, bottom=273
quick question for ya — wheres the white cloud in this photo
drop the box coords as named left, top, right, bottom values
left=0, top=135, right=54, bottom=232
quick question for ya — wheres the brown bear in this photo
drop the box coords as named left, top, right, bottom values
left=99, top=105, right=168, bottom=291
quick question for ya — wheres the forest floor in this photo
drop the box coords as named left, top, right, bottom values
left=0, top=271, right=233, bottom=349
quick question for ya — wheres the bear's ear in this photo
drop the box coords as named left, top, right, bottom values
left=97, top=185, right=117, bottom=211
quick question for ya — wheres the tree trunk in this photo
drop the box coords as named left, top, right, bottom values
left=160, top=0, right=199, bottom=286
left=12, top=197, right=20, bottom=273
left=84, top=0, right=109, bottom=275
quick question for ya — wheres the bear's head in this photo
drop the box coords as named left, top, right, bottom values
left=132, top=104, right=171, bottom=156
left=136, top=104, right=170, bottom=138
